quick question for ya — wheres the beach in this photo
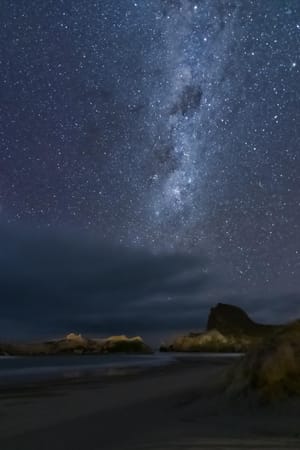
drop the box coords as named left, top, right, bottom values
left=0, top=355, right=299, bottom=450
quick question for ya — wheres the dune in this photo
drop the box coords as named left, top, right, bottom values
left=226, top=320, right=300, bottom=402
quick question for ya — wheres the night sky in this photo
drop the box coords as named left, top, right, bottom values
left=0, top=1, right=299, bottom=338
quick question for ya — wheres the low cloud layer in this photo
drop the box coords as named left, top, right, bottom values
left=0, top=225, right=212, bottom=339
left=0, top=225, right=298, bottom=343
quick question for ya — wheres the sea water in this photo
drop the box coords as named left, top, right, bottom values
left=0, top=353, right=175, bottom=384
left=0, top=352, right=242, bottom=385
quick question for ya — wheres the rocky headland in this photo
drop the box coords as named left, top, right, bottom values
left=0, top=333, right=153, bottom=356
left=160, top=303, right=283, bottom=352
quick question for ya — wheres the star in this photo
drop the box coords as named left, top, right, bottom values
left=0, top=0, right=299, bottom=299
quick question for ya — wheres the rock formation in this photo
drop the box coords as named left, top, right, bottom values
left=65, top=333, right=86, bottom=343
left=207, top=303, right=280, bottom=337
left=101, top=335, right=149, bottom=353
left=0, top=334, right=152, bottom=356
left=161, top=329, right=238, bottom=352
left=160, top=303, right=282, bottom=353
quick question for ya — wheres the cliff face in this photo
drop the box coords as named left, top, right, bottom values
left=160, top=303, right=283, bottom=353
left=207, top=303, right=281, bottom=337
left=0, top=334, right=153, bottom=356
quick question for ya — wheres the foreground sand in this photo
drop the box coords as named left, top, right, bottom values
left=0, top=356, right=299, bottom=450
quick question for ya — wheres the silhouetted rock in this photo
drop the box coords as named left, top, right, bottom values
left=207, top=303, right=280, bottom=337
left=227, top=320, right=300, bottom=402
left=160, top=303, right=283, bottom=353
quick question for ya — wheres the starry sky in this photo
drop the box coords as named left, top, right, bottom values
left=0, top=0, right=300, bottom=337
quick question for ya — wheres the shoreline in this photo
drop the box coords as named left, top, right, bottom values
left=0, top=355, right=299, bottom=449
left=0, top=351, right=241, bottom=389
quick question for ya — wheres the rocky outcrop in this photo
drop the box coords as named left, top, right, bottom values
left=226, top=320, right=300, bottom=402
left=160, top=329, right=250, bottom=353
left=101, top=335, right=151, bottom=353
left=0, top=334, right=153, bottom=356
left=207, top=303, right=280, bottom=337
left=65, top=333, right=86, bottom=343
left=160, top=303, right=283, bottom=353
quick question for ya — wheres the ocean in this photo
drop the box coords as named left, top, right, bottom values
left=0, top=353, right=176, bottom=385
left=0, top=352, right=243, bottom=385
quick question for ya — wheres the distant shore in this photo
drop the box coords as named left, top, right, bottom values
left=0, top=354, right=300, bottom=450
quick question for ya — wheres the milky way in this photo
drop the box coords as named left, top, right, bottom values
left=1, top=0, right=299, bottom=298
left=141, top=0, right=240, bottom=246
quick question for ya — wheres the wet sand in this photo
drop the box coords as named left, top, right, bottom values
left=0, top=356, right=299, bottom=450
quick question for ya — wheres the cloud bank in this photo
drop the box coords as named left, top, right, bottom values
left=0, top=225, right=211, bottom=339
left=0, top=225, right=298, bottom=342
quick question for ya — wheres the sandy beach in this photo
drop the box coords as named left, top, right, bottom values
left=0, top=356, right=299, bottom=450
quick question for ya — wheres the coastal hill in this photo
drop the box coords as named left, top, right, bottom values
left=0, top=333, right=153, bottom=356
left=206, top=303, right=281, bottom=337
left=160, top=303, right=283, bottom=352
left=227, top=319, right=300, bottom=401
